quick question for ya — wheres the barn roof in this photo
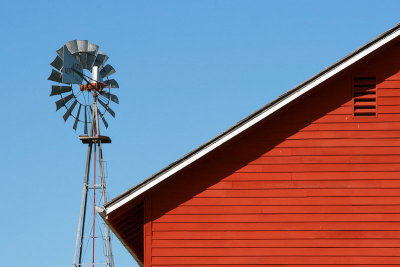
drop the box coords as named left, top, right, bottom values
left=104, top=23, right=400, bottom=215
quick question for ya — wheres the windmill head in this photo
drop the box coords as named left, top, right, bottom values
left=48, top=40, right=120, bottom=134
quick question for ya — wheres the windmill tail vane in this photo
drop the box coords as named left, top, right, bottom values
left=48, top=40, right=119, bottom=267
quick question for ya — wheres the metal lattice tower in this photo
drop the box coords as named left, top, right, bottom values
left=73, top=99, right=114, bottom=267
left=48, top=40, right=119, bottom=267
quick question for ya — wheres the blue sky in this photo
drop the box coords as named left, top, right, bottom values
left=1, top=1, right=400, bottom=266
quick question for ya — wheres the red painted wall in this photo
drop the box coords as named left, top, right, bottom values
left=110, top=38, right=400, bottom=266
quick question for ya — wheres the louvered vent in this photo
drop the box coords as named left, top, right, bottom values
left=353, top=76, right=377, bottom=117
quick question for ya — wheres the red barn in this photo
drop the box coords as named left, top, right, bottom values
left=100, top=24, right=400, bottom=266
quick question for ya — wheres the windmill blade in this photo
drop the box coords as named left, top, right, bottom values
left=86, top=53, right=97, bottom=69
left=88, top=42, right=99, bottom=54
left=100, top=91, right=119, bottom=104
left=79, top=53, right=88, bottom=69
left=77, top=41, right=89, bottom=69
left=77, top=40, right=89, bottom=53
left=99, top=64, right=116, bottom=78
left=66, top=40, right=79, bottom=54
left=100, top=112, right=109, bottom=128
left=98, top=98, right=115, bottom=117
left=84, top=106, right=88, bottom=135
left=50, top=85, right=72, bottom=96
left=104, top=79, right=119, bottom=88
left=50, top=56, right=63, bottom=70
left=65, top=40, right=81, bottom=64
left=73, top=104, right=82, bottom=130
left=63, top=99, right=78, bottom=121
left=86, top=42, right=99, bottom=69
left=55, top=93, right=74, bottom=111
left=48, top=69, right=62, bottom=83
left=56, top=46, right=64, bottom=59
left=94, top=51, right=108, bottom=68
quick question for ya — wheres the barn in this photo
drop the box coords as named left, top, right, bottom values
left=99, top=23, right=400, bottom=266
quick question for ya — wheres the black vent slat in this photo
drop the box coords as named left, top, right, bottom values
left=355, top=112, right=376, bottom=116
left=354, top=84, right=376, bottom=88
left=354, top=76, right=376, bottom=81
left=354, top=97, right=376, bottom=101
left=354, top=106, right=376, bottom=109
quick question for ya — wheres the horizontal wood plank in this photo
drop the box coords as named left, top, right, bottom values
left=195, top=188, right=400, bottom=198
left=186, top=196, right=400, bottom=206
left=168, top=205, right=400, bottom=214
left=153, top=222, right=400, bottom=231
left=153, top=265, right=400, bottom=267
left=237, top=163, right=400, bottom=173
left=294, top=122, right=400, bottom=131
left=151, top=256, right=400, bottom=265
left=225, top=171, right=400, bottom=181
left=207, top=179, right=400, bottom=190
left=284, top=130, right=400, bottom=140
left=155, top=213, right=400, bottom=223
left=274, top=138, right=400, bottom=148
left=153, top=230, right=400, bottom=240
left=152, top=238, right=400, bottom=248
left=152, top=247, right=400, bottom=257
left=262, top=147, right=400, bottom=156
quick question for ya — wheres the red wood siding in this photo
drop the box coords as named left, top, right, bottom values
left=108, top=39, right=400, bottom=266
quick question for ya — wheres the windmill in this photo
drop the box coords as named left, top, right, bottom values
left=48, top=40, right=119, bottom=267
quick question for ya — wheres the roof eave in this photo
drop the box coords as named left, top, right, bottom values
left=104, top=23, right=400, bottom=215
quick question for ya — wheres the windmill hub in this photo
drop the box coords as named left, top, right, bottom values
left=80, top=82, right=106, bottom=92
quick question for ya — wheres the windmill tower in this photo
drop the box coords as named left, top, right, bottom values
left=48, top=40, right=119, bottom=267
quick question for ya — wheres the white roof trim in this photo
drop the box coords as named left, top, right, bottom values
left=105, top=25, right=400, bottom=215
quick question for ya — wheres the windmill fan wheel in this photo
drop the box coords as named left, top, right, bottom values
left=48, top=40, right=120, bottom=134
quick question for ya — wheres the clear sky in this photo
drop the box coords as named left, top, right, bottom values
left=1, top=1, right=400, bottom=266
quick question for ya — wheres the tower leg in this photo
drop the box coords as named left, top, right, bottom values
left=73, top=142, right=92, bottom=267
left=98, top=142, right=113, bottom=266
